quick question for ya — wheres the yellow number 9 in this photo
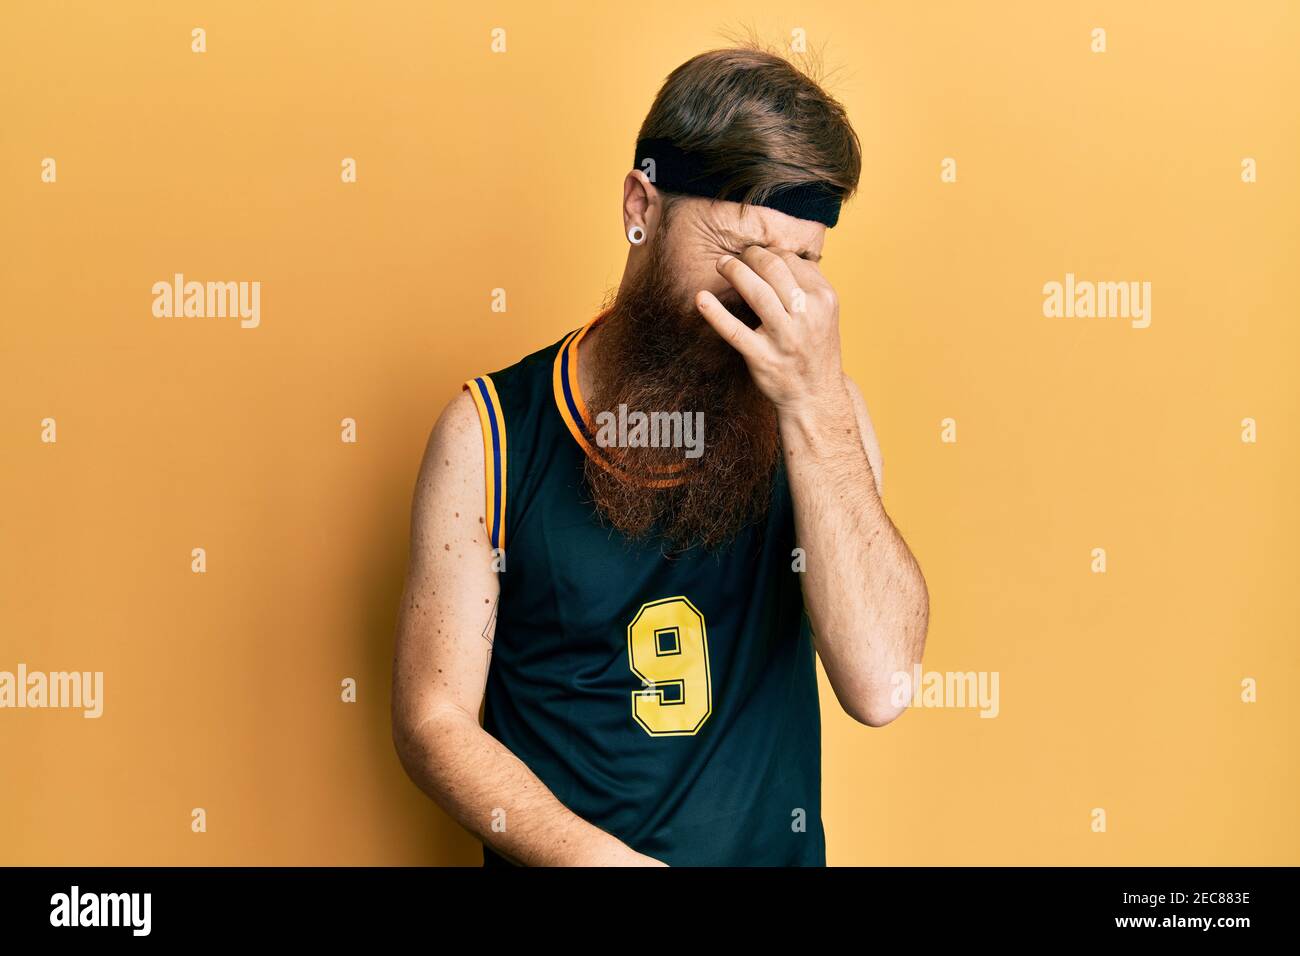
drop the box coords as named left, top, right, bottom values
left=627, top=596, right=712, bottom=736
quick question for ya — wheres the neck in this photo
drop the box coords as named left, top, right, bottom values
left=575, top=308, right=613, bottom=410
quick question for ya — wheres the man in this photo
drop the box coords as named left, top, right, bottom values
left=392, top=45, right=928, bottom=866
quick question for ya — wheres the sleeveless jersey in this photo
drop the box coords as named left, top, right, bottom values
left=463, top=317, right=825, bottom=866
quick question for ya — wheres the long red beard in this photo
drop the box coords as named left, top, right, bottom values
left=584, top=240, right=779, bottom=551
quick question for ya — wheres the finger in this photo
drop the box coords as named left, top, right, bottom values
left=739, top=246, right=801, bottom=315
left=715, top=253, right=791, bottom=331
left=695, top=290, right=766, bottom=360
left=775, top=251, right=825, bottom=318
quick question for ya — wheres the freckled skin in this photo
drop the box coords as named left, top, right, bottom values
left=393, top=388, right=659, bottom=866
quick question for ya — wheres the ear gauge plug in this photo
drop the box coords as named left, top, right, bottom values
left=627, top=225, right=646, bottom=245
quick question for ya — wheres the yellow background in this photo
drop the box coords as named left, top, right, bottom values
left=2, top=1, right=1297, bottom=865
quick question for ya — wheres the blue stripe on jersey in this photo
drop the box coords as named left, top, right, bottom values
left=475, top=376, right=503, bottom=550
left=559, top=335, right=589, bottom=439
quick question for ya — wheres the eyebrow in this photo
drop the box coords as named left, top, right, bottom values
left=722, top=230, right=822, bottom=263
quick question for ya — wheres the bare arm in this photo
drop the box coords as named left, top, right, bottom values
left=391, top=391, right=662, bottom=865
left=696, top=246, right=929, bottom=727
left=780, top=376, right=929, bottom=726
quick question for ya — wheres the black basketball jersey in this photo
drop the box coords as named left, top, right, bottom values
left=463, top=315, right=825, bottom=866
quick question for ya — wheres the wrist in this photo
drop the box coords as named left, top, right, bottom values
left=568, top=827, right=661, bottom=866
left=776, top=381, right=856, bottom=450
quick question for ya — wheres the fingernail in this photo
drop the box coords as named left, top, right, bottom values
left=718, top=255, right=733, bottom=267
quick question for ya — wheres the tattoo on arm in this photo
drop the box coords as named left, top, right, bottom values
left=481, top=597, right=498, bottom=648
left=477, top=598, right=499, bottom=699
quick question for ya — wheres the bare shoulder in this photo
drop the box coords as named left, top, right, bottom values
left=418, top=390, right=482, bottom=490
left=408, top=390, right=491, bottom=563
left=842, top=375, right=883, bottom=494
left=410, top=390, right=483, bottom=509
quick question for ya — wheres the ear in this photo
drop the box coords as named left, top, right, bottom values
left=622, top=169, right=664, bottom=241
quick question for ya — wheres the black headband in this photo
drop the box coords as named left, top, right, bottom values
left=633, top=137, right=843, bottom=228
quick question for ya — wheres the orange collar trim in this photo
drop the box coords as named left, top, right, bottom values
left=552, top=314, right=687, bottom=489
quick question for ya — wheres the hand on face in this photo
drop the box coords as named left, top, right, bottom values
left=696, top=246, right=845, bottom=412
